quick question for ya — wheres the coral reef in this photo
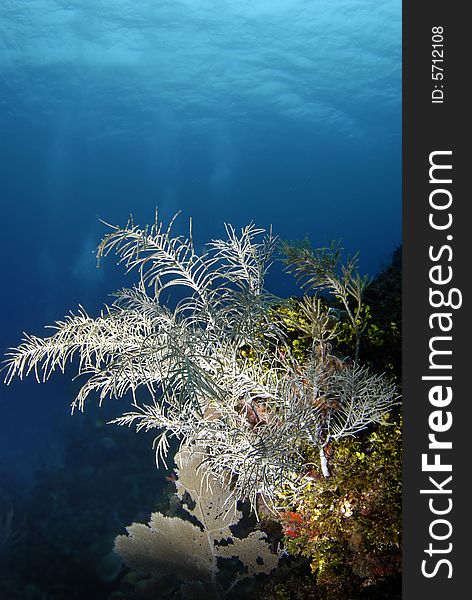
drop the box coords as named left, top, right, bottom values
left=278, top=418, right=402, bottom=599
left=2, top=214, right=402, bottom=599
left=266, top=246, right=402, bottom=600
left=4, top=214, right=399, bottom=511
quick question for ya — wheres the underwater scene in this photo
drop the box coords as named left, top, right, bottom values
left=0, top=1, right=401, bottom=599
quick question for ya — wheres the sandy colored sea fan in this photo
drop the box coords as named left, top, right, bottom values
left=114, top=446, right=281, bottom=598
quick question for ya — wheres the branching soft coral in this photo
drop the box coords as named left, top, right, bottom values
left=4, top=212, right=399, bottom=511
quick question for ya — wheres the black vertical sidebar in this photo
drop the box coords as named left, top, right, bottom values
left=403, top=2, right=469, bottom=598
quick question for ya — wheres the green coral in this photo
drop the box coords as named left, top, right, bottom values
left=280, top=238, right=371, bottom=362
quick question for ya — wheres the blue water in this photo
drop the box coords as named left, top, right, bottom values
left=0, top=1, right=401, bottom=480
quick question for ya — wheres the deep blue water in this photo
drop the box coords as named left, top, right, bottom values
left=0, top=0, right=401, bottom=482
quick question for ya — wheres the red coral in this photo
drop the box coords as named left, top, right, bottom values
left=285, top=527, right=299, bottom=538
left=288, top=511, right=303, bottom=523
